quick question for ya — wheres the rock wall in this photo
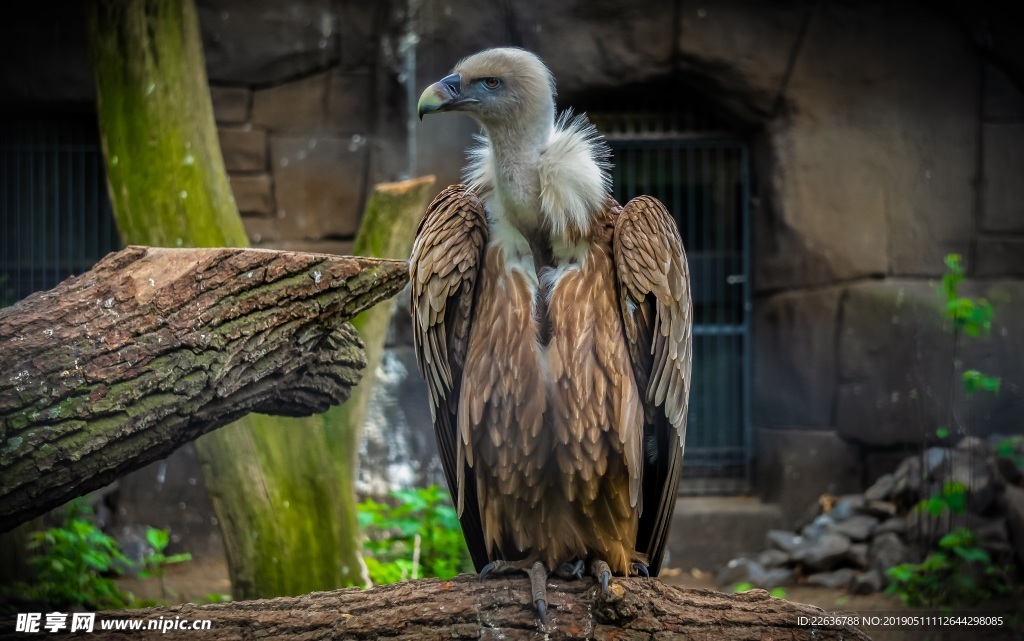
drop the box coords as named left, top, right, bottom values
left=2, top=0, right=1023, bottom=544
left=199, top=2, right=395, bottom=254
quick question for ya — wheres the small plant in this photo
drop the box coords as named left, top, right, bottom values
left=885, top=254, right=1014, bottom=609
left=3, top=502, right=133, bottom=610
left=917, top=480, right=967, bottom=518
left=137, top=527, right=192, bottom=601
left=357, top=485, right=473, bottom=585
left=885, top=528, right=1011, bottom=607
left=939, top=254, right=993, bottom=338
left=2, top=502, right=192, bottom=610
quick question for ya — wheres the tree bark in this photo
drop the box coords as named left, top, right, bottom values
left=0, top=246, right=408, bottom=533
left=0, top=576, right=872, bottom=640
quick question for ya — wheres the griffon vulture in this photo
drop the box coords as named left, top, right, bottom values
left=410, top=47, right=692, bottom=621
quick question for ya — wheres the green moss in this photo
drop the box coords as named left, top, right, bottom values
left=89, top=0, right=247, bottom=250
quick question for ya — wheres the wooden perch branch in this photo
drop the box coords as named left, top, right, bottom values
left=0, top=246, right=408, bottom=532
left=0, top=575, right=871, bottom=640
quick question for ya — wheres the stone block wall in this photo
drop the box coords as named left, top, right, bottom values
left=198, top=2, right=399, bottom=256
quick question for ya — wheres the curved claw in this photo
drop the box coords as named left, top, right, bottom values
left=535, top=599, right=547, bottom=625
left=478, top=561, right=500, bottom=581
left=600, top=571, right=610, bottom=594
left=571, top=559, right=584, bottom=580
left=631, top=562, right=650, bottom=578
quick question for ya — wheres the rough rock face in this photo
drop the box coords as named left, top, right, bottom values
left=837, top=280, right=1024, bottom=446
left=197, top=0, right=343, bottom=85
left=981, top=123, right=1024, bottom=233
left=758, top=4, right=976, bottom=289
left=754, top=289, right=843, bottom=428
left=757, top=429, right=863, bottom=525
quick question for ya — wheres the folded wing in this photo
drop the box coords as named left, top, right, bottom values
left=409, top=185, right=490, bottom=571
left=612, top=196, right=693, bottom=576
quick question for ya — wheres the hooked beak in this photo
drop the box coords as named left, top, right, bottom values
left=417, top=73, right=476, bottom=120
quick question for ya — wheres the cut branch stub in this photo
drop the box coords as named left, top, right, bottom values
left=0, top=246, right=408, bottom=532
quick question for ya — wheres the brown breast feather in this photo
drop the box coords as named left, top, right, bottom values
left=459, top=204, right=645, bottom=573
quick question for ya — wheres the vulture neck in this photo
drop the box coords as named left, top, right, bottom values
left=478, top=111, right=554, bottom=236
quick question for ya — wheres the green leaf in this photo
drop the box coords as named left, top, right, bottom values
left=962, top=370, right=982, bottom=394
left=921, top=496, right=946, bottom=517
left=162, top=553, right=192, bottom=565
left=945, top=492, right=966, bottom=515
left=146, top=528, right=170, bottom=552
left=953, top=546, right=990, bottom=564
left=982, top=376, right=1001, bottom=394
left=732, top=582, right=754, bottom=593
left=962, top=370, right=1000, bottom=396
left=939, top=528, right=975, bottom=550
left=886, top=564, right=913, bottom=581
left=994, top=437, right=1021, bottom=458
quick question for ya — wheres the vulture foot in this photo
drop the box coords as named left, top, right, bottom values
left=588, top=559, right=612, bottom=594
left=478, top=558, right=531, bottom=580
left=631, top=561, right=650, bottom=577
left=525, top=561, right=550, bottom=624
left=478, top=559, right=552, bottom=625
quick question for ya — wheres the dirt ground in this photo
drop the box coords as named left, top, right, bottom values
left=118, top=557, right=1022, bottom=641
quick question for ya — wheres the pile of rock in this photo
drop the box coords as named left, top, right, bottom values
left=717, top=436, right=1024, bottom=594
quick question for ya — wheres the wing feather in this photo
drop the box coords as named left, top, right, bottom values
left=409, top=185, right=490, bottom=572
left=613, top=195, right=692, bottom=576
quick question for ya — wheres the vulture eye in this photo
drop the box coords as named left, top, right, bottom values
left=481, top=77, right=502, bottom=90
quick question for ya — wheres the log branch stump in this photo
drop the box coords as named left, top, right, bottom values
left=0, top=575, right=871, bottom=640
left=0, top=246, right=408, bottom=532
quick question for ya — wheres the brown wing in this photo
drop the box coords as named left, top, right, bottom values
left=612, top=195, right=692, bottom=576
left=409, top=184, right=490, bottom=571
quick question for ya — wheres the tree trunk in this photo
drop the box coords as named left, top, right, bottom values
left=86, top=0, right=248, bottom=248
left=85, top=0, right=373, bottom=595
left=0, top=246, right=407, bottom=532
left=319, top=177, right=436, bottom=509
left=0, top=576, right=872, bottom=640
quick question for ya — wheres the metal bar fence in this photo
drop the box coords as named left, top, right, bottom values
left=0, top=114, right=120, bottom=306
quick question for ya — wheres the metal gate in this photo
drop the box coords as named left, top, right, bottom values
left=0, top=114, right=120, bottom=305
left=600, top=117, right=752, bottom=495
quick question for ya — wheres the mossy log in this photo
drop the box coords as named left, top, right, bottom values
left=0, top=246, right=408, bottom=532
left=0, top=576, right=871, bottom=640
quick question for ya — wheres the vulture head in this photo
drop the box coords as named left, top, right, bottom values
left=417, top=48, right=609, bottom=240
left=418, top=48, right=555, bottom=133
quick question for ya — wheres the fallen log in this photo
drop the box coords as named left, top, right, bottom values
left=0, top=575, right=871, bottom=640
left=0, top=246, right=408, bottom=532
